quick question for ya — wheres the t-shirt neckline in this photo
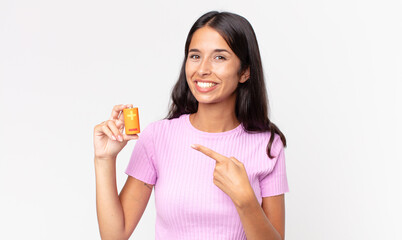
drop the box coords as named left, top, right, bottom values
left=183, top=113, right=243, bottom=137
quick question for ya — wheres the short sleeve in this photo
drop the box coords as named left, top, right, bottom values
left=259, top=135, right=289, bottom=197
left=125, top=123, right=157, bottom=185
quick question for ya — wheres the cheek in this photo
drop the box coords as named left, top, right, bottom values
left=215, top=64, right=240, bottom=81
left=185, top=61, right=195, bottom=78
left=185, top=63, right=194, bottom=87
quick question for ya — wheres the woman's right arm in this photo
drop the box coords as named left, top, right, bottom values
left=93, top=104, right=153, bottom=240
left=94, top=158, right=153, bottom=240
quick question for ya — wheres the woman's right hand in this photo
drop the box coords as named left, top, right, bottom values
left=93, top=104, right=139, bottom=160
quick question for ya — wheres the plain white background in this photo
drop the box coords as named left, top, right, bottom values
left=1, top=0, right=401, bottom=239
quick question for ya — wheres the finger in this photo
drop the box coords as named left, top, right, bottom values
left=107, top=120, right=124, bottom=142
left=116, top=119, right=124, bottom=130
left=117, top=103, right=134, bottom=128
left=191, top=144, right=226, bottom=163
left=123, top=133, right=139, bottom=141
left=229, top=156, right=243, bottom=166
left=213, top=178, right=224, bottom=191
left=110, top=104, right=127, bottom=120
left=101, top=124, right=118, bottom=141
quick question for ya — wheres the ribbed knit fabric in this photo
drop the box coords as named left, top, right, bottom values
left=125, top=113, right=289, bottom=239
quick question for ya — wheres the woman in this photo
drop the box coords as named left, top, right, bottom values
left=94, top=11, right=289, bottom=240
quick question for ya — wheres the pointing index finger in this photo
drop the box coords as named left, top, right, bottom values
left=191, top=144, right=226, bottom=163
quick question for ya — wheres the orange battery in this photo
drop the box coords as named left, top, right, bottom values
left=123, top=107, right=140, bottom=135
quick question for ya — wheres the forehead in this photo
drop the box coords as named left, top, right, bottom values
left=189, top=26, right=231, bottom=52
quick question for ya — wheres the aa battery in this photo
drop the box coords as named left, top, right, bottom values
left=123, top=107, right=140, bottom=135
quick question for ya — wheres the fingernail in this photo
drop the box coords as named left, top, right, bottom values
left=191, top=144, right=196, bottom=149
left=112, top=136, right=116, bottom=141
left=118, top=135, right=123, bottom=142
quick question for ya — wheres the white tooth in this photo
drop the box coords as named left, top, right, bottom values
left=197, top=82, right=216, bottom=88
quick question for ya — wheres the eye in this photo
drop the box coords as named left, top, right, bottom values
left=189, top=54, right=200, bottom=59
left=215, top=55, right=226, bottom=60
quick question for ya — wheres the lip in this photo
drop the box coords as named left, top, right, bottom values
left=194, top=79, right=219, bottom=93
left=194, top=79, right=219, bottom=84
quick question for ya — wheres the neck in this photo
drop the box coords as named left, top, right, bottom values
left=189, top=99, right=240, bottom=133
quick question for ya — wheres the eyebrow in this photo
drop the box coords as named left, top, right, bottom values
left=188, top=48, right=231, bottom=54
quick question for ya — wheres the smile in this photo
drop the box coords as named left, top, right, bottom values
left=195, top=81, right=218, bottom=93
left=197, top=82, right=217, bottom=88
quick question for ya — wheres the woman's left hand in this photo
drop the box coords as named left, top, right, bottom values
left=191, top=144, right=255, bottom=207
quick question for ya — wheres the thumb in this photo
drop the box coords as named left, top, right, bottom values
left=123, top=134, right=139, bottom=142
left=229, top=156, right=243, bottom=166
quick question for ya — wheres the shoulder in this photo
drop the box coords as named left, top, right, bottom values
left=244, top=129, right=282, bottom=144
left=141, top=114, right=188, bottom=135
left=271, top=133, right=285, bottom=155
left=243, top=130, right=284, bottom=156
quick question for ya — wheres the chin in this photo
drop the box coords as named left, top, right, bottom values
left=195, top=98, right=220, bottom=105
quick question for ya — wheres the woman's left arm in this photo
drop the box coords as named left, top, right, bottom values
left=235, top=193, right=285, bottom=240
left=191, top=144, right=285, bottom=240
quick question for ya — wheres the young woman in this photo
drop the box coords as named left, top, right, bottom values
left=93, top=11, right=289, bottom=240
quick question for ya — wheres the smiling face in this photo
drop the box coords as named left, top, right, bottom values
left=185, top=26, right=249, bottom=106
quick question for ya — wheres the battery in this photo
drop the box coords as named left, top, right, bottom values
left=123, top=107, right=140, bottom=135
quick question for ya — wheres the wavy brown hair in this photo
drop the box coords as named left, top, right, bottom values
left=165, top=11, right=286, bottom=159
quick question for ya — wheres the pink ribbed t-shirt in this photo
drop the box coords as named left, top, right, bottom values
left=125, top=113, right=289, bottom=239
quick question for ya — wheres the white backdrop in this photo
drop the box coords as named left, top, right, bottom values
left=1, top=0, right=401, bottom=239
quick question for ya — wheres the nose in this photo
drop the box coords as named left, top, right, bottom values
left=197, top=57, right=211, bottom=76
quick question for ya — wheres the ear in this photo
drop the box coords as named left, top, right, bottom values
left=239, top=67, right=250, bottom=83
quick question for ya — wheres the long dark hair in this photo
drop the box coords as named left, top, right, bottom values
left=165, top=11, right=287, bottom=159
